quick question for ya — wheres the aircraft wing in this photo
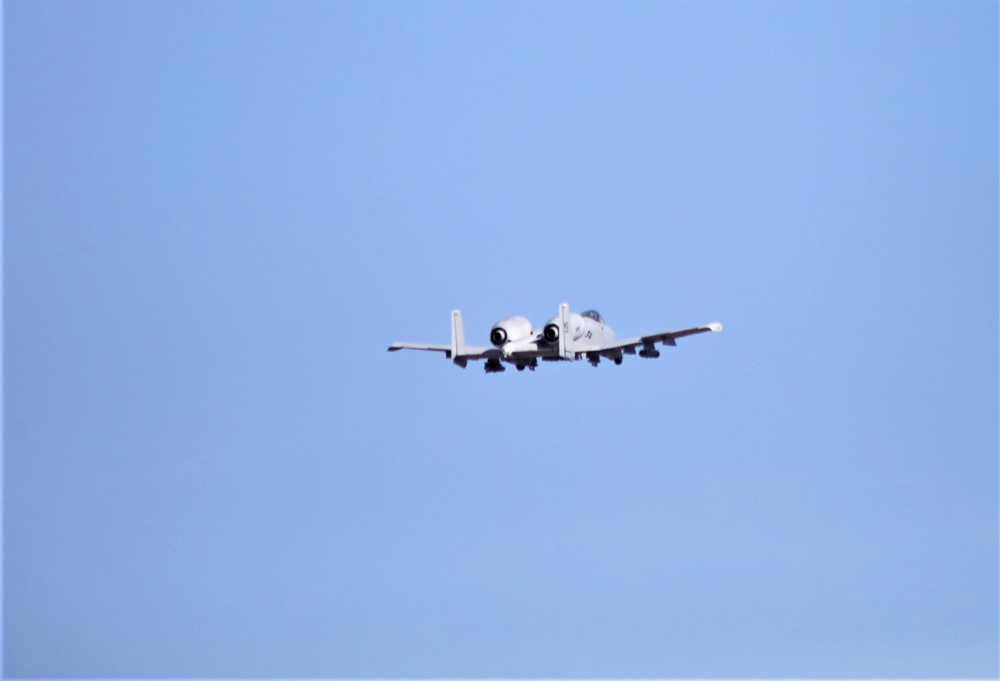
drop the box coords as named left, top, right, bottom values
left=599, top=322, right=723, bottom=354
left=386, top=343, right=500, bottom=360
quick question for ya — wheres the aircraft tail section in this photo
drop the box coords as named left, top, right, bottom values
left=558, top=302, right=574, bottom=360
left=450, top=309, right=468, bottom=367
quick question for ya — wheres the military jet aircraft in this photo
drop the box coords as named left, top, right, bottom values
left=388, top=302, right=722, bottom=373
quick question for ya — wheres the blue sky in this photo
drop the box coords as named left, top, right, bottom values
left=3, top=1, right=997, bottom=677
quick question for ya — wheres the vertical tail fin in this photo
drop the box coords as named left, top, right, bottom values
left=558, top=302, right=574, bottom=360
left=450, top=310, right=468, bottom=368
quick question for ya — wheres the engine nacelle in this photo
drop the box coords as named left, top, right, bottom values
left=490, top=316, right=533, bottom=347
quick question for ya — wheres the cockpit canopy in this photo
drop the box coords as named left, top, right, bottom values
left=581, top=310, right=603, bottom=324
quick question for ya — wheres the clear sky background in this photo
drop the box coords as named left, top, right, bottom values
left=4, top=1, right=997, bottom=677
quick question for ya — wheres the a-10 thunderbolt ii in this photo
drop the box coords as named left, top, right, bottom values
left=388, top=302, right=722, bottom=373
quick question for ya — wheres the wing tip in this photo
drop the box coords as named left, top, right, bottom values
left=707, top=322, right=723, bottom=333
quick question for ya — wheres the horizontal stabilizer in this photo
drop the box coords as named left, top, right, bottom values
left=388, top=342, right=451, bottom=353
left=387, top=341, right=499, bottom=360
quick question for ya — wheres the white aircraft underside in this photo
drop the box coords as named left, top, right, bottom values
left=388, top=303, right=722, bottom=373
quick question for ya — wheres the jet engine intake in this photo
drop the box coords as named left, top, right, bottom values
left=489, top=316, right=533, bottom=348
